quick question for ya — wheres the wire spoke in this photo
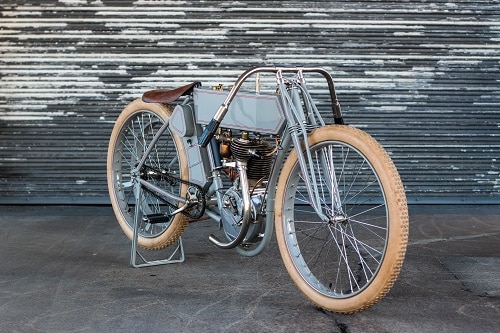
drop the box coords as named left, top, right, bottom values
left=281, top=137, right=391, bottom=299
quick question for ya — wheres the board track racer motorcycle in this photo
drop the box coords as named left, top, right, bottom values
left=107, top=66, right=409, bottom=313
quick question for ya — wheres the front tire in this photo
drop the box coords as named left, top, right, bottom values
left=275, top=125, right=408, bottom=313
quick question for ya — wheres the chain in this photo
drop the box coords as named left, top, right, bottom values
left=140, top=165, right=206, bottom=219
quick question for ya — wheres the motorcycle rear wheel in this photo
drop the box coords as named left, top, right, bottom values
left=107, top=99, right=188, bottom=250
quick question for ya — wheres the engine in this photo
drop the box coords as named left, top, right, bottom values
left=216, top=129, right=277, bottom=245
left=220, top=186, right=265, bottom=243
left=216, top=129, right=275, bottom=183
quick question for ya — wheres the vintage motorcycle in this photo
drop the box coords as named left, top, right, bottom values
left=107, top=66, right=408, bottom=313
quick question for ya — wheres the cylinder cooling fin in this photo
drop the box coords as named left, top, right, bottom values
left=231, top=136, right=274, bottom=180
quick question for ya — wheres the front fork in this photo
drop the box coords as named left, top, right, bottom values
left=276, top=70, right=343, bottom=221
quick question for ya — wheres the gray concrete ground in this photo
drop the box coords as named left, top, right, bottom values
left=0, top=205, right=499, bottom=333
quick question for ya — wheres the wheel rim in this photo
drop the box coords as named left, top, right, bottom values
left=110, top=110, right=182, bottom=238
left=282, top=140, right=389, bottom=299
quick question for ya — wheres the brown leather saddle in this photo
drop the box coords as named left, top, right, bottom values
left=142, top=81, right=201, bottom=103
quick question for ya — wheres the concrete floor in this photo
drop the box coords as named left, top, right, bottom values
left=0, top=205, right=499, bottom=333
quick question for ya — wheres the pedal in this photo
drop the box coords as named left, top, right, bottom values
left=142, top=213, right=171, bottom=224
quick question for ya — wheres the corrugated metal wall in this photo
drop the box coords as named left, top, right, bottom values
left=1, top=0, right=499, bottom=204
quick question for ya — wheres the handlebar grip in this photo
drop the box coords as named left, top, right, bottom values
left=198, top=118, right=220, bottom=147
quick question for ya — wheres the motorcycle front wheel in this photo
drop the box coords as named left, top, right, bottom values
left=275, top=125, right=408, bottom=313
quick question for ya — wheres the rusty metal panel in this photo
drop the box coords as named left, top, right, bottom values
left=0, top=1, right=499, bottom=204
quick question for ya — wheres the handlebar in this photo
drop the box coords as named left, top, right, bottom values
left=198, top=66, right=344, bottom=147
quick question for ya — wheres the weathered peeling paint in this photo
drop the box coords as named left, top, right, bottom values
left=0, top=0, right=499, bottom=203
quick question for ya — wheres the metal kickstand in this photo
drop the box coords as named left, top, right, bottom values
left=130, top=189, right=185, bottom=268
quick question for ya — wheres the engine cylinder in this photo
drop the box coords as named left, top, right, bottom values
left=231, top=137, right=274, bottom=180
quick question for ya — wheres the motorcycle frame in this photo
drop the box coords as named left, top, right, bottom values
left=131, top=66, right=345, bottom=252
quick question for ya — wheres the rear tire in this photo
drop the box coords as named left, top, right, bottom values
left=107, top=99, right=188, bottom=250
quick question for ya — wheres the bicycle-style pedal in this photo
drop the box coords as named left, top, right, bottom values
left=142, top=213, right=171, bottom=224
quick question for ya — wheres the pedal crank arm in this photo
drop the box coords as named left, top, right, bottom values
left=142, top=199, right=197, bottom=224
left=169, top=201, right=196, bottom=216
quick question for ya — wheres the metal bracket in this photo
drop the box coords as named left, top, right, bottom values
left=130, top=188, right=185, bottom=268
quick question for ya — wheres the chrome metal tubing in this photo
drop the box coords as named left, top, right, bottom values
left=199, top=66, right=343, bottom=147
left=208, top=160, right=251, bottom=249
left=214, top=66, right=341, bottom=121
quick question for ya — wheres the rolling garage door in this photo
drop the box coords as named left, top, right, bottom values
left=0, top=1, right=498, bottom=204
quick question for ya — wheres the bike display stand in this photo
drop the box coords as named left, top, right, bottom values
left=129, top=191, right=185, bottom=268
left=130, top=234, right=185, bottom=268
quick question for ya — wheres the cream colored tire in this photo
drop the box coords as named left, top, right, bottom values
left=107, top=99, right=188, bottom=250
left=275, top=125, right=408, bottom=313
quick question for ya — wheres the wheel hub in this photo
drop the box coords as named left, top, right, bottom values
left=331, top=214, right=348, bottom=225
